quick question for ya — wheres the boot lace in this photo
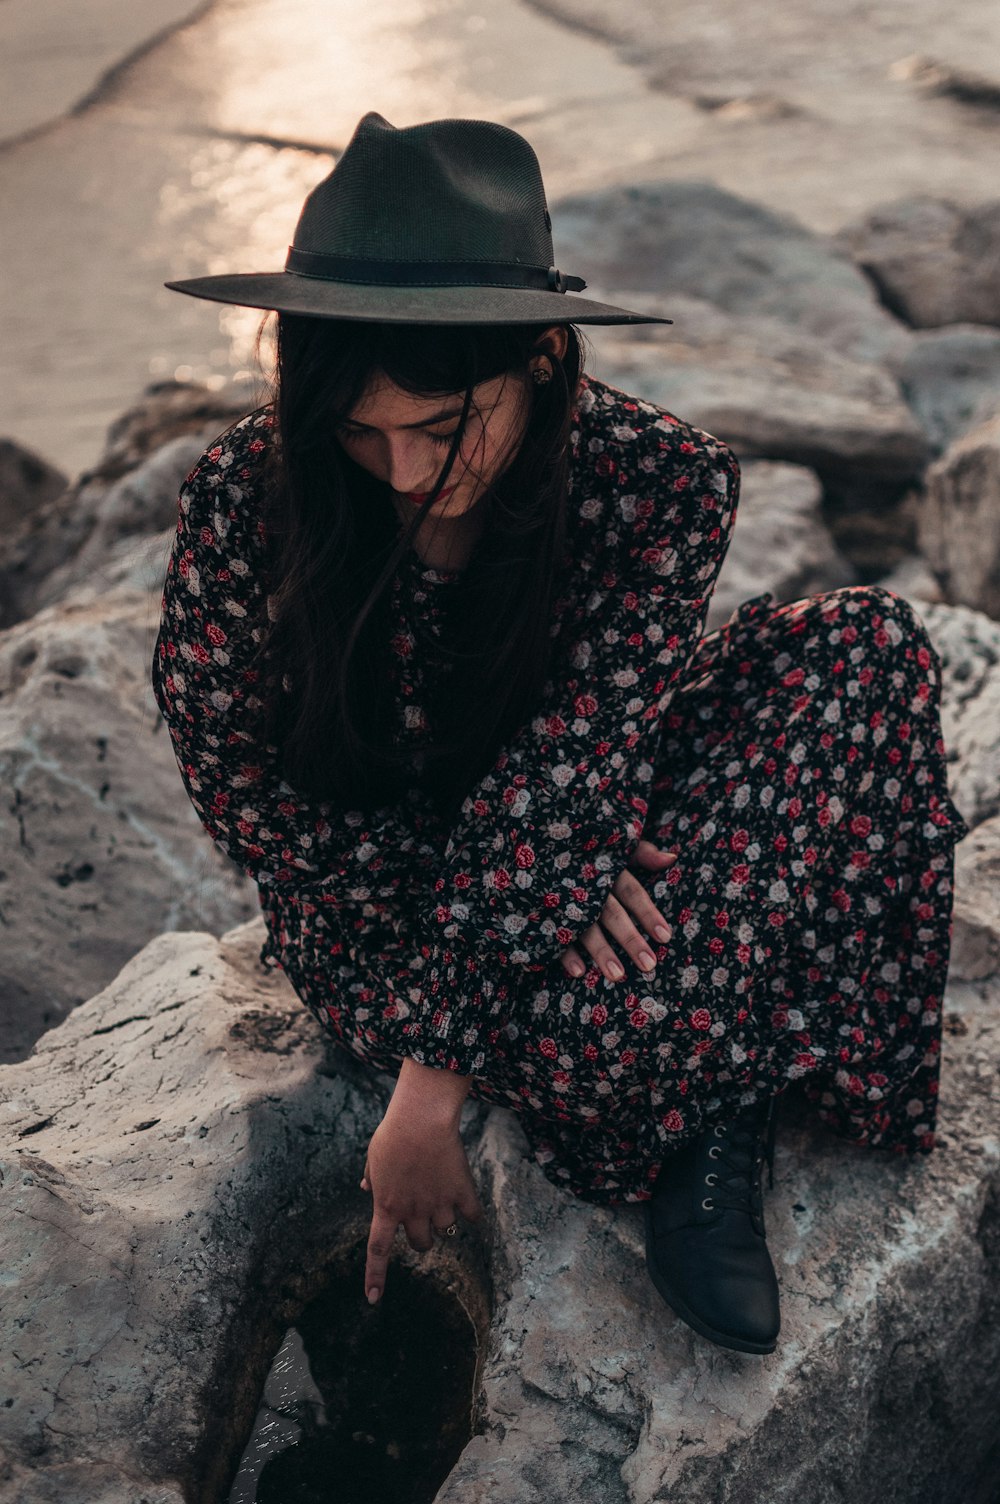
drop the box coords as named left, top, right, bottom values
left=701, top=1098, right=778, bottom=1218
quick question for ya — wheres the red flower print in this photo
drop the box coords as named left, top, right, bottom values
left=730, top=829, right=750, bottom=852
left=205, top=622, right=228, bottom=647
left=595, top=453, right=616, bottom=476
left=690, top=1008, right=712, bottom=1030
left=575, top=693, right=598, bottom=717
left=629, top=1008, right=649, bottom=1028
left=591, top=1003, right=608, bottom=1027
left=662, top=1109, right=685, bottom=1132
left=492, top=867, right=511, bottom=890
left=539, top=1038, right=559, bottom=1059
left=515, top=844, right=535, bottom=869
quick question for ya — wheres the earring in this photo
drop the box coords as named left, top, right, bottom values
left=531, top=362, right=553, bottom=385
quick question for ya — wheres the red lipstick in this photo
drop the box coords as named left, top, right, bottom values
left=402, top=485, right=457, bottom=503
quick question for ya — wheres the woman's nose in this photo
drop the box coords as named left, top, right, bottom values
left=383, top=437, right=438, bottom=494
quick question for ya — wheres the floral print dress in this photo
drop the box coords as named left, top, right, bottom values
left=151, top=372, right=969, bottom=1204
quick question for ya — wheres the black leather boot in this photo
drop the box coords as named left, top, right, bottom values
left=644, top=1094, right=781, bottom=1355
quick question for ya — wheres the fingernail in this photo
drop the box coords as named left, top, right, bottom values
left=367, top=1287, right=380, bottom=1305
left=638, top=951, right=656, bottom=970
left=608, top=960, right=625, bottom=980
left=568, top=961, right=585, bottom=977
left=654, top=924, right=671, bottom=942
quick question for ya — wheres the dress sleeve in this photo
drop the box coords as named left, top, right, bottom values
left=150, top=412, right=445, bottom=907
left=389, top=415, right=741, bottom=1074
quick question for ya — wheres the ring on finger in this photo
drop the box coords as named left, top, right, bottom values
left=434, top=1222, right=459, bottom=1238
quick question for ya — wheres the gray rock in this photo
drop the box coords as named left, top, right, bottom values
left=707, top=459, right=858, bottom=633
left=873, top=553, right=946, bottom=607
left=588, top=295, right=928, bottom=483
left=30, top=435, right=208, bottom=613
left=0, top=379, right=254, bottom=629
left=0, top=923, right=392, bottom=1502
left=95, top=377, right=257, bottom=487
left=0, top=437, right=67, bottom=535
left=0, top=585, right=258, bottom=1062
left=552, top=182, right=914, bottom=364
left=888, top=324, right=1000, bottom=454
left=3, top=909, right=997, bottom=1504
left=918, top=412, right=1000, bottom=620
left=921, top=600, right=1000, bottom=831
left=951, top=816, right=1000, bottom=981
left=834, top=196, right=1000, bottom=330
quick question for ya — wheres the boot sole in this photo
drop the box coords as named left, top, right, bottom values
left=643, top=1204, right=778, bottom=1356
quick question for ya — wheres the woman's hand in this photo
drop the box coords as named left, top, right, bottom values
left=560, top=838, right=678, bottom=982
left=360, top=1057, right=481, bottom=1305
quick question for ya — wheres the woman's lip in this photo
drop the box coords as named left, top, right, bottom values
left=403, top=485, right=456, bottom=502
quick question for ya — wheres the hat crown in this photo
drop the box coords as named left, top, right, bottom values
left=292, top=111, right=555, bottom=267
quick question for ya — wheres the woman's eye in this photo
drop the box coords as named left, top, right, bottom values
left=335, top=425, right=458, bottom=449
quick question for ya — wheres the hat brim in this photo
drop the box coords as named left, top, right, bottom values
left=163, top=272, right=672, bottom=327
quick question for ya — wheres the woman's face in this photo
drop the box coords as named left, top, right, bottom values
left=333, top=368, right=532, bottom=523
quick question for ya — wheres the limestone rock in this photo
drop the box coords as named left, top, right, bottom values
left=707, top=459, right=857, bottom=634
left=0, top=923, right=392, bottom=1502
left=29, top=435, right=208, bottom=614
left=920, top=600, right=1000, bottom=831
left=889, top=324, right=1000, bottom=454
left=873, top=553, right=946, bottom=607
left=93, top=378, right=258, bottom=489
left=0, top=437, right=67, bottom=535
left=3, top=909, right=997, bottom=1504
left=590, top=294, right=928, bottom=484
left=551, top=182, right=914, bottom=364
left=835, top=196, right=1000, bottom=329
left=0, top=587, right=258, bottom=1063
left=918, top=412, right=1000, bottom=620
left=0, top=380, right=254, bottom=630
left=951, top=816, right=1000, bottom=981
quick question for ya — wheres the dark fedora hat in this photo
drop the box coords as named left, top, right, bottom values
left=165, top=110, right=673, bottom=327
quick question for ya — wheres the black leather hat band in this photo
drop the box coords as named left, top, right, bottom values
left=285, top=246, right=587, bottom=294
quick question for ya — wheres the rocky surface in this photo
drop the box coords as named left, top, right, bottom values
left=553, top=182, right=914, bottom=366
left=0, top=921, right=430, bottom=1501
left=888, top=325, right=1000, bottom=455
left=588, top=295, right=928, bottom=486
left=834, top=196, right=1000, bottom=329
left=0, top=439, right=67, bottom=538
left=0, top=913, right=995, bottom=1504
left=706, top=459, right=857, bottom=634
left=951, top=815, right=1000, bottom=982
left=0, top=381, right=254, bottom=630
left=0, top=584, right=258, bottom=1064
left=919, top=601, right=1000, bottom=831
left=917, top=412, right=1000, bottom=621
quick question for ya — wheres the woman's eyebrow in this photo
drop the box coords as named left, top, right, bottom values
left=340, top=405, right=467, bottom=431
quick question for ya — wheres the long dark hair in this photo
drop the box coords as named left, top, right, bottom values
left=248, top=314, right=589, bottom=824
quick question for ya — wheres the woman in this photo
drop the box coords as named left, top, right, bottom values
left=154, top=111, right=969, bottom=1357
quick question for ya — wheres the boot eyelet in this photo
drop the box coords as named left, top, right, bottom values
left=708, top=1145, right=722, bottom=1159
left=701, top=1197, right=714, bottom=1211
left=705, top=1173, right=718, bottom=1186
left=713, top=1125, right=726, bottom=1137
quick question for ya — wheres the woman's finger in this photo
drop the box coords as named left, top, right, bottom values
left=560, top=943, right=588, bottom=978
left=613, top=867, right=674, bottom=945
left=404, top=1214, right=435, bottom=1254
left=364, top=1206, right=399, bottom=1305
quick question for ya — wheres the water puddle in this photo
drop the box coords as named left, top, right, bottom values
left=228, top=1254, right=485, bottom=1503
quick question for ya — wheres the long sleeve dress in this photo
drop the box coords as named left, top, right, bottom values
left=150, top=371, right=970, bottom=1204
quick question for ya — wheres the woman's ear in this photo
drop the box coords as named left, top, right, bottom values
left=537, top=325, right=569, bottom=361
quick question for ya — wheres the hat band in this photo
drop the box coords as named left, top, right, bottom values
left=285, top=247, right=587, bottom=294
